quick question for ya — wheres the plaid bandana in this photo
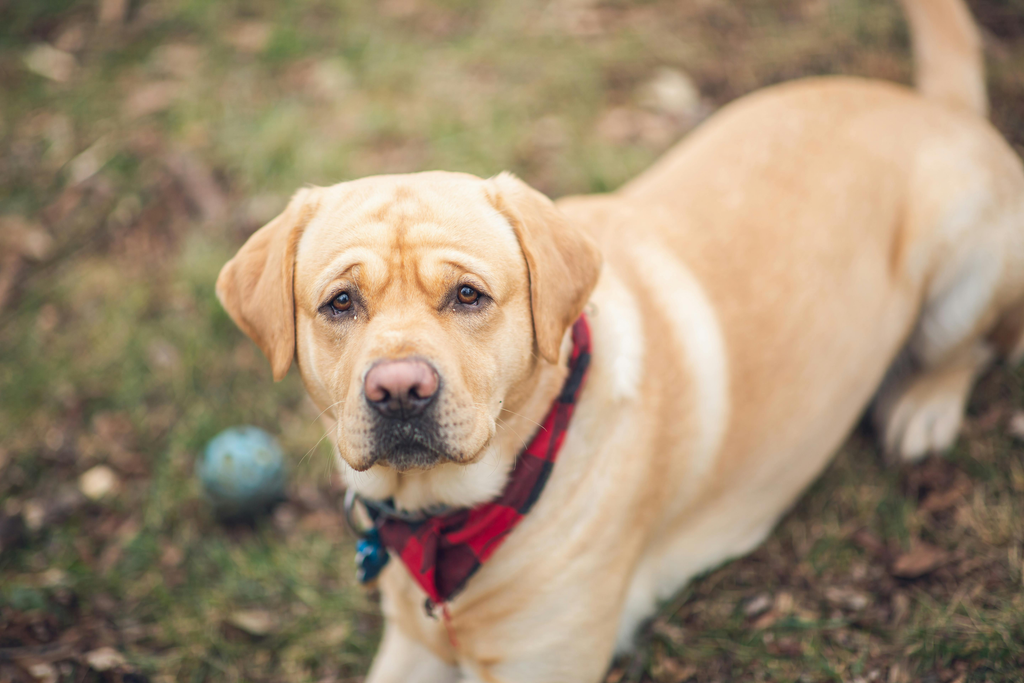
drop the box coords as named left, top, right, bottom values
left=354, top=315, right=592, bottom=607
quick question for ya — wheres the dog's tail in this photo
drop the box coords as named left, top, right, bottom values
left=898, top=0, right=987, bottom=117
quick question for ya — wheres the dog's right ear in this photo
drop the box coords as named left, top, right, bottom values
left=216, top=188, right=321, bottom=381
left=488, top=172, right=602, bottom=364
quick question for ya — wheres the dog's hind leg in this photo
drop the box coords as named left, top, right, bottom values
left=872, top=119, right=1024, bottom=463
left=873, top=224, right=1018, bottom=463
left=873, top=208, right=1024, bottom=463
left=877, top=291, right=1024, bottom=464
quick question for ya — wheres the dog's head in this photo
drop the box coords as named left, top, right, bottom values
left=217, top=171, right=601, bottom=473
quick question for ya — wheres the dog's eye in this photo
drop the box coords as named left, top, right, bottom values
left=457, top=285, right=479, bottom=305
left=331, top=292, right=352, bottom=312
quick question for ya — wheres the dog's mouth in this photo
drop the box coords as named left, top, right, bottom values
left=339, top=394, right=495, bottom=473
left=370, top=418, right=456, bottom=471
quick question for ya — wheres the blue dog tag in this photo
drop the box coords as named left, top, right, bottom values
left=355, top=527, right=390, bottom=583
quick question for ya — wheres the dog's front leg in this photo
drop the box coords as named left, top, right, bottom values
left=366, top=621, right=460, bottom=683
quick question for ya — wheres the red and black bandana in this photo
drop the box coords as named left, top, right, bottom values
left=359, top=315, right=592, bottom=606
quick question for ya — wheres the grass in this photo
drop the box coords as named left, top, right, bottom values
left=1, top=0, right=1023, bottom=681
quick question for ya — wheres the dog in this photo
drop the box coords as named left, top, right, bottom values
left=216, top=0, right=1024, bottom=680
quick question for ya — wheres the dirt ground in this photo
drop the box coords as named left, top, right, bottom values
left=1, top=0, right=1023, bottom=681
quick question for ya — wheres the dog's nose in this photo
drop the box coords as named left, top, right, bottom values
left=364, top=359, right=439, bottom=419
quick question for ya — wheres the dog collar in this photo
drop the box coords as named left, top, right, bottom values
left=349, top=314, right=592, bottom=607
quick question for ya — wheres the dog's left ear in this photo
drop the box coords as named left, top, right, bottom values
left=216, top=188, right=321, bottom=381
left=489, top=172, right=602, bottom=363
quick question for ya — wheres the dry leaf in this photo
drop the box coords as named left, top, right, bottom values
left=27, top=662, right=58, bottom=683
left=650, top=619, right=686, bottom=644
left=774, top=591, right=794, bottom=614
left=651, top=651, right=696, bottom=683
left=743, top=592, right=773, bottom=618
left=595, top=106, right=677, bottom=148
left=605, top=668, right=625, bottom=683
left=150, top=44, right=203, bottom=79
left=16, top=485, right=85, bottom=530
left=768, top=636, right=804, bottom=657
left=92, top=411, right=135, bottom=445
left=1009, top=411, right=1024, bottom=442
left=122, top=81, right=181, bottom=119
left=320, top=623, right=350, bottom=646
left=824, top=586, right=869, bottom=611
left=97, top=0, right=128, bottom=25
left=543, top=0, right=605, bottom=37
left=67, top=136, right=114, bottom=185
left=54, top=23, right=88, bottom=53
left=891, top=542, right=948, bottom=578
left=23, top=499, right=46, bottom=531
left=39, top=568, right=67, bottom=587
left=227, top=21, right=272, bottom=53
left=380, top=0, right=421, bottom=19
left=23, top=44, right=76, bottom=83
left=0, top=217, right=54, bottom=261
left=852, top=528, right=887, bottom=557
left=306, top=58, right=355, bottom=102
left=919, top=477, right=972, bottom=513
left=227, top=609, right=277, bottom=636
left=160, top=542, right=184, bottom=568
left=79, top=465, right=121, bottom=501
left=84, top=647, right=126, bottom=671
left=751, top=610, right=779, bottom=630
left=638, top=67, right=701, bottom=120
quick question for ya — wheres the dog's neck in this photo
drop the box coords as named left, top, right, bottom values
left=337, top=331, right=574, bottom=512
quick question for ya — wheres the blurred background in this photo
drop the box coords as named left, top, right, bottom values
left=1, top=0, right=1023, bottom=681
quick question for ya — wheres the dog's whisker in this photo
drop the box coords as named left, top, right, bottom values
left=496, top=407, right=547, bottom=432
left=495, top=416, right=531, bottom=452
left=309, top=399, right=347, bottom=426
left=322, top=440, right=334, bottom=484
left=488, top=442, right=510, bottom=479
left=299, top=428, right=335, bottom=468
left=468, top=402, right=547, bottom=433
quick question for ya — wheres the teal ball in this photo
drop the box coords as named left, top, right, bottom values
left=198, top=426, right=286, bottom=517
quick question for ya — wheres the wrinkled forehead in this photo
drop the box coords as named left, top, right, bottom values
left=295, top=174, right=524, bottom=302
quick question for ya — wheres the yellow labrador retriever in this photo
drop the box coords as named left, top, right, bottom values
left=217, top=0, right=1024, bottom=680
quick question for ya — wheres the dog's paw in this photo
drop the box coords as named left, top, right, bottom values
left=876, top=383, right=967, bottom=463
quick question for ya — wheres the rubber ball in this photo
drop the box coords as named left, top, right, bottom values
left=197, top=426, right=286, bottom=517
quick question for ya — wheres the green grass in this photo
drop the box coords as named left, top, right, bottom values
left=1, top=1, right=1023, bottom=681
